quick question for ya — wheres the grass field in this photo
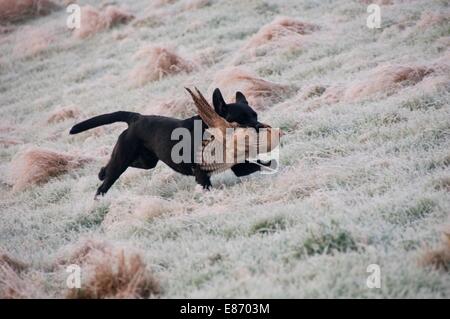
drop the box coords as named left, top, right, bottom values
left=0, top=0, right=449, bottom=298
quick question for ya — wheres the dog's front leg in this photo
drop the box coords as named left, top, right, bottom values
left=193, top=165, right=212, bottom=190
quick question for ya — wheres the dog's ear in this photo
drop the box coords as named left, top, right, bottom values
left=212, top=88, right=227, bottom=116
left=235, top=91, right=248, bottom=105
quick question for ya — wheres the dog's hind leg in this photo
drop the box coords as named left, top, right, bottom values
left=129, top=147, right=159, bottom=170
left=95, top=129, right=138, bottom=198
left=99, top=147, right=157, bottom=180
left=98, top=166, right=106, bottom=181
left=193, top=165, right=212, bottom=190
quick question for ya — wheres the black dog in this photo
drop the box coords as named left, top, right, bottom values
left=70, top=88, right=273, bottom=197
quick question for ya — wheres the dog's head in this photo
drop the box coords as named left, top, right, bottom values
left=212, top=88, right=269, bottom=130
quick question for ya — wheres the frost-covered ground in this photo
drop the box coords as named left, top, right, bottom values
left=0, top=0, right=449, bottom=298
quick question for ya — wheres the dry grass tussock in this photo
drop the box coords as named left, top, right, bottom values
left=60, top=240, right=160, bottom=299
left=360, top=0, right=393, bottom=5
left=130, top=45, right=194, bottom=86
left=0, top=263, right=31, bottom=298
left=151, top=0, right=177, bottom=8
left=133, top=196, right=182, bottom=220
left=73, top=5, right=134, bottom=39
left=243, top=16, right=318, bottom=50
left=0, top=138, right=22, bottom=146
left=47, top=106, right=81, bottom=124
left=150, top=96, right=196, bottom=118
left=323, top=64, right=434, bottom=103
left=183, top=0, right=211, bottom=11
left=0, top=124, right=21, bottom=147
left=56, top=239, right=113, bottom=266
left=0, top=250, right=28, bottom=273
left=148, top=0, right=209, bottom=11
left=13, top=25, right=54, bottom=58
left=210, top=67, right=294, bottom=109
left=416, top=11, right=449, bottom=29
left=8, top=146, right=91, bottom=191
left=102, top=195, right=184, bottom=232
left=419, top=227, right=450, bottom=272
left=0, top=0, right=58, bottom=24
left=0, top=250, right=37, bottom=299
left=234, top=16, right=318, bottom=62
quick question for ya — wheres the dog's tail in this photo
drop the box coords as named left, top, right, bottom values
left=70, top=111, right=140, bottom=134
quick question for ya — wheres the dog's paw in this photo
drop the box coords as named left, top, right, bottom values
left=194, top=184, right=211, bottom=192
left=194, top=184, right=204, bottom=193
left=95, top=187, right=107, bottom=200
